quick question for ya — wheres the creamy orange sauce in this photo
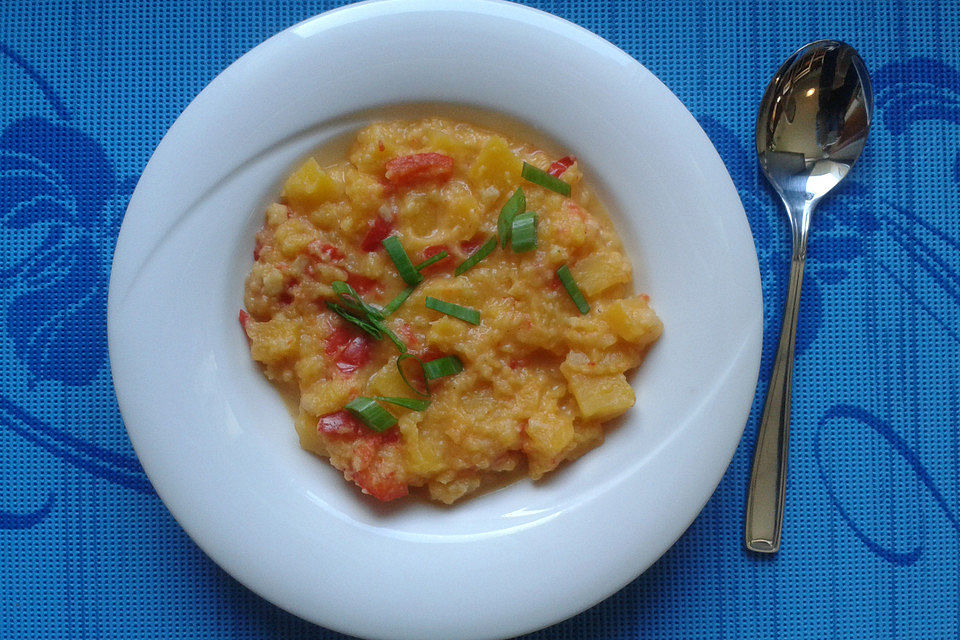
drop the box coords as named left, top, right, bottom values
left=242, top=118, right=661, bottom=503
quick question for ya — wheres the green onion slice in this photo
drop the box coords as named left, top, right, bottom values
left=416, top=251, right=448, bottom=271
left=396, top=354, right=431, bottom=398
left=423, top=355, right=464, bottom=380
left=498, top=187, right=526, bottom=245
left=521, top=162, right=572, bottom=197
left=326, top=301, right=383, bottom=339
left=455, top=236, right=497, bottom=276
left=425, top=297, right=481, bottom=325
left=382, top=285, right=415, bottom=316
left=331, top=280, right=384, bottom=320
left=557, top=264, right=590, bottom=314
left=510, top=212, right=538, bottom=253
left=382, top=236, right=424, bottom=286
left=345, top=397, right=397, bottom=432
left=377, top=321, right=407, bottom=353
left=374, top=396, right=431, bottom=411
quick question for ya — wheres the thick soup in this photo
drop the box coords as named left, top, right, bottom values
left=241, top=118, right=661, bottom=503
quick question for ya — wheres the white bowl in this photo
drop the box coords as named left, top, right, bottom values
left=108, top=1, right=762, bottom=639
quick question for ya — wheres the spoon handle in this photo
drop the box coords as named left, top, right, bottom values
left=744, top=229, right=808, bottom=554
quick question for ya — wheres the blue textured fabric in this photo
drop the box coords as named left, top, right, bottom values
left=1, top=1, right=958, bottom=638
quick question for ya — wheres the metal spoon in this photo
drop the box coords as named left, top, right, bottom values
left=745, top=41, right=872, bottom=554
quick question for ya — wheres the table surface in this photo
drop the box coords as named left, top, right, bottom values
left=2, top=1, right=958, bottom=638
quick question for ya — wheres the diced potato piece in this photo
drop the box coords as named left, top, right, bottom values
left=265, top=202, right=288, bottom=226
left=274, top=217, right=318, bottom=258
left=423, top=129, right=471, bottom=161
left=301, top=377, right=353, bottom=418
left=283, top=157, right=342, bottom=208
left=525, top=412, right=575, bottom=478
left=570, top=252, right=631, bottom=296
left=561, top=350, right=636, bottom=376
left=561, top=315, right=617, bottom=351
left=246, top=317, right=300, bottom=364
left=366, top=363, right=413, bottom=399
left=468, top=136, right=522, bottom=192
left=603, top=296, right=663, bottom=346
left=400, top=416, right=446, bottom=476
left=563, top=371, right=635, bottom=420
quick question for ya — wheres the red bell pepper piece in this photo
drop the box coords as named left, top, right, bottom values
left=384, top=153, right=454, bottom=187
left=547, top=155, right=576, bottom=177
left=360, top=215, right=394, bottom=252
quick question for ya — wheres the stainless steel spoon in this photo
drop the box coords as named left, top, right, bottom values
left=745, top=41, right=872, bottom=554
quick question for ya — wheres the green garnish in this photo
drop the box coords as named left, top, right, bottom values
left=498, top=187, right=526, bottom=245
left=425, top=297, right=481, bottom=325
left=331, top=280, right=384, bottom=320
left=455, top=236, right=498, bottom=275
left=345, top=397, right=397, bottom=432
left=382, top=285, right=415, bottom=316
left=416, top=251, right=448, bottom=271
left=378, top=321, right=407, bottom=353
left=382, top=236, right=424, bottom=286
left=510, top=212, right=538, bottom=252
left=326, top=301, right=383, bottom=340
left=326, top=299, right=406, bottom=352
left=557, top=264, right=590, bottom=314
left=397, top=354, right=431, bottom=397
left=374, top=396, right=431, bottom=411
left=521, top=162, right=571, bottom=197
left=422, top=355, right=463, bottom=380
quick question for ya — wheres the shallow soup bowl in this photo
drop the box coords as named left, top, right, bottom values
left=108, top=1, right=763, bottom=639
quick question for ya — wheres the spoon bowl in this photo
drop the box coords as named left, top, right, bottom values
left=745, top=40, right=872, bottom=554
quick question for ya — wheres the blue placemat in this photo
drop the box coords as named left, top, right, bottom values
left=2, top=1, right=958, bottom=638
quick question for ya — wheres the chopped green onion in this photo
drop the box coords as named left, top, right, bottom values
left=382, top=285, right=415, bottom=316
left=374, top=396, right=431, bottom=411
left=510, top=212, right=538, bottom=252
left=326, top=301, right=383, bottom=339
left=454, top=236, right=498, bottom=275
left=397, top=354, right=430, bottom=397
left=557, top=264, right=590, bottom=314
left=425, top=297, right=481, bottom=325
left=416, top=251, right=448, bottom=271
left=423, top=355, right=463, bottom=380
left=331, top=280, right=384, bottom=320
left=382, top=236, right=423, bottom=286
left=522, top=162, right=571, bottom=197
left=498, top=187, right=526, bottom=245
left=377, top=321, right=407, bottom=353
left=345, top=397, right=397, bottom=432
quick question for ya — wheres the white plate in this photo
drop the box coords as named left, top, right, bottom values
left=107, top=1, right=762, bottom=639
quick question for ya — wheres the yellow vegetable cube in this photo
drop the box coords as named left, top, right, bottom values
left=300, top=377, right=353, bottom=419
left=525, top=413, right=575, bottom=478
left=564, top=371, right=635, bottom=420
left=283, top=157, right=342, bottom=208
left=468, top=136, right=522, bottom=192
left=366, top=363, right=414, bottom=399
left=401, top=418, right=446, bottom=476
left=274, top=217, right=317, bottom=258
left=603, top=296, right=664, bottom=346
left=570, top=252, right=631, bottom=296
left=247, top=317, right=300, bottom=365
